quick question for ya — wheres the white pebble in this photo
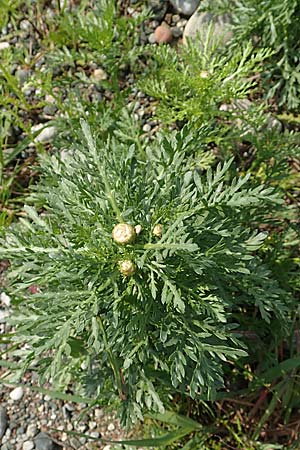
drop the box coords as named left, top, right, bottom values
left=35, top=126, right=57, bottom=143
left=94, top=408, right=104, bottom=419
left=26, top=423, right=37, bottom=438
left=142, top=124, right=151, bottom=133
left=107, top=423, right=115, bottom=432
left=148, top=33, right=156, bottom=44
left=103, top=446, right=111, bottom=450
left=22, top=441, right=34, bottom=450
left=0, top=42, right=10, bottom=51
left=61, top=432, right=68, bottom=442
left=9, top=387, right=24, bottom=401
left=90, top=431, right=100, bottom=438
left=89, top=421, right=97, bottom=430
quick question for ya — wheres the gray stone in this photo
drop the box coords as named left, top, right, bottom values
left=171, top=26, right=182, bottom=38
left=31, top=124, right=57, bottom=144
left=170, top=0, right=200, bottom=16
left=15, top=69, right=30, bottom=86
left=34, top=432, right=54, bottom=450
left=43, top=104, right=57, bottom=116
left=0, top=407, right=8, bottom=439
left=148, top=33, right=156, bottom=44
left=183, top=11, right=233, bottom=46
left=148, top=0, right=168, bottom=20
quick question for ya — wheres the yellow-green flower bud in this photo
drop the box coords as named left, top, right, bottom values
left=118, top=260, right=136, bottom=277
left=153, top=224, right=163, bottom=238
left=112, top=223, right=136, bottom=245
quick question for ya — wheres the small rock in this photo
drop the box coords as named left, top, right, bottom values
left=45, top=94, right=55, bottom=104
left=26, top=423, right=38, bottom=438
left=31, top=125, right=57, bottom=144
left=148, top=33, right=156, bottom=44
left=89, top=431, right=100, bottom=439
left=266, top=115, right=282, bottom=131
left=92, top=68, right=107, bottom=82
left=170, top=0, right=200, bottom=16
left=0, top=42, right=10, bottom=51
left=69, top=438, right=80, bottom=449
left=9, top=387, right=24, bottom=401
left=177, top=18, right=187, bottom=29
left=34, top=432, right=54, bottom=450
left=88, top=421, right=97, bottom=430
left=94, top=409, right=104, bottom=419
left=0, top=293, right=11, bottom=307
left=171, top=26, right=182, bottom=38
left=107, top=423, right=115, bottom=432
left=183, top=11, right=233, bottom=46
left=103, top=446, right=111, bottom=450
left=142, top=123, right=151, bottom=132
left=22, top=441, right=34, bottom=450
left=0, top=310, right=9, bottom=323
left=43, top=104, right=57, bottom=116
left=148, top=0, right=168, bottom=20
left=20, top=20, right=31, bottom=32
left=15, top=68, right=30, bottom=86
left=0, top=407, right=8, bottom=439
left=154, top=25, right=173, bottom=44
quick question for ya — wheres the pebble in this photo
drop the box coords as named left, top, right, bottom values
left=9, top=387, right=24, bottom=401
left=154, top=25, right=173, bottom=44
left=177, top=18, right=187, bottom=28
left=0, top=407, right=8, bottom=439
left=148, top=33, right=156, bottom=44
left=43, top=104, right=57, bottom=116
left=94, top=408, right=104, bottom=419
left=26, top=423, right=38, bottom=438
left=107, top=423, right=115, bottom=432
left=148, top=0, right=168, bottom=20
left=31, top=124, right=57, bottom=144
left=22, top=441, right=34, bottom=450
left=15, top=68, right=30, bottom=86
left=171, top=26, right=182, bottom=38
left=34, top=432, right=54, bottom=450
left=183, top=11, right=233, bottom=46
left=103, top=446, right=111, bottom=450
left=170, top=0, right=200, bottom=16
left=142, top=123, right=151, bottom=132
left=0, top=42, right=10, bottom=51
left=0, top=292, right=11, bottom=307
left=92, top=68, right=108, bottom=82
left=88, top=421, right=97, bottom=430
left=0, top=310, right=9, bottom=323
left=90, top=431, right=100, bottom=439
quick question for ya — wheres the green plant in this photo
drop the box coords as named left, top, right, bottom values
left=1, top=118, right=294, bottom=426
left=141, top=37, right=272, bottom=126
left=201, top=0, right=300, bottom=109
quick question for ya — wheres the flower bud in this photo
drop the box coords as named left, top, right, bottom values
left=118, top=259, right=136, bottom=277
left=153, top=224, right=163, bottom=238
left=112, top=223, right=136, bottom=245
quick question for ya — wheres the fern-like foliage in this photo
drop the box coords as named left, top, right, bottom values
left=202, top=0, right=300, bottom=109
left=141, top=37, right=272, bottom=125
left=1, top=121, right=292, bottom=425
